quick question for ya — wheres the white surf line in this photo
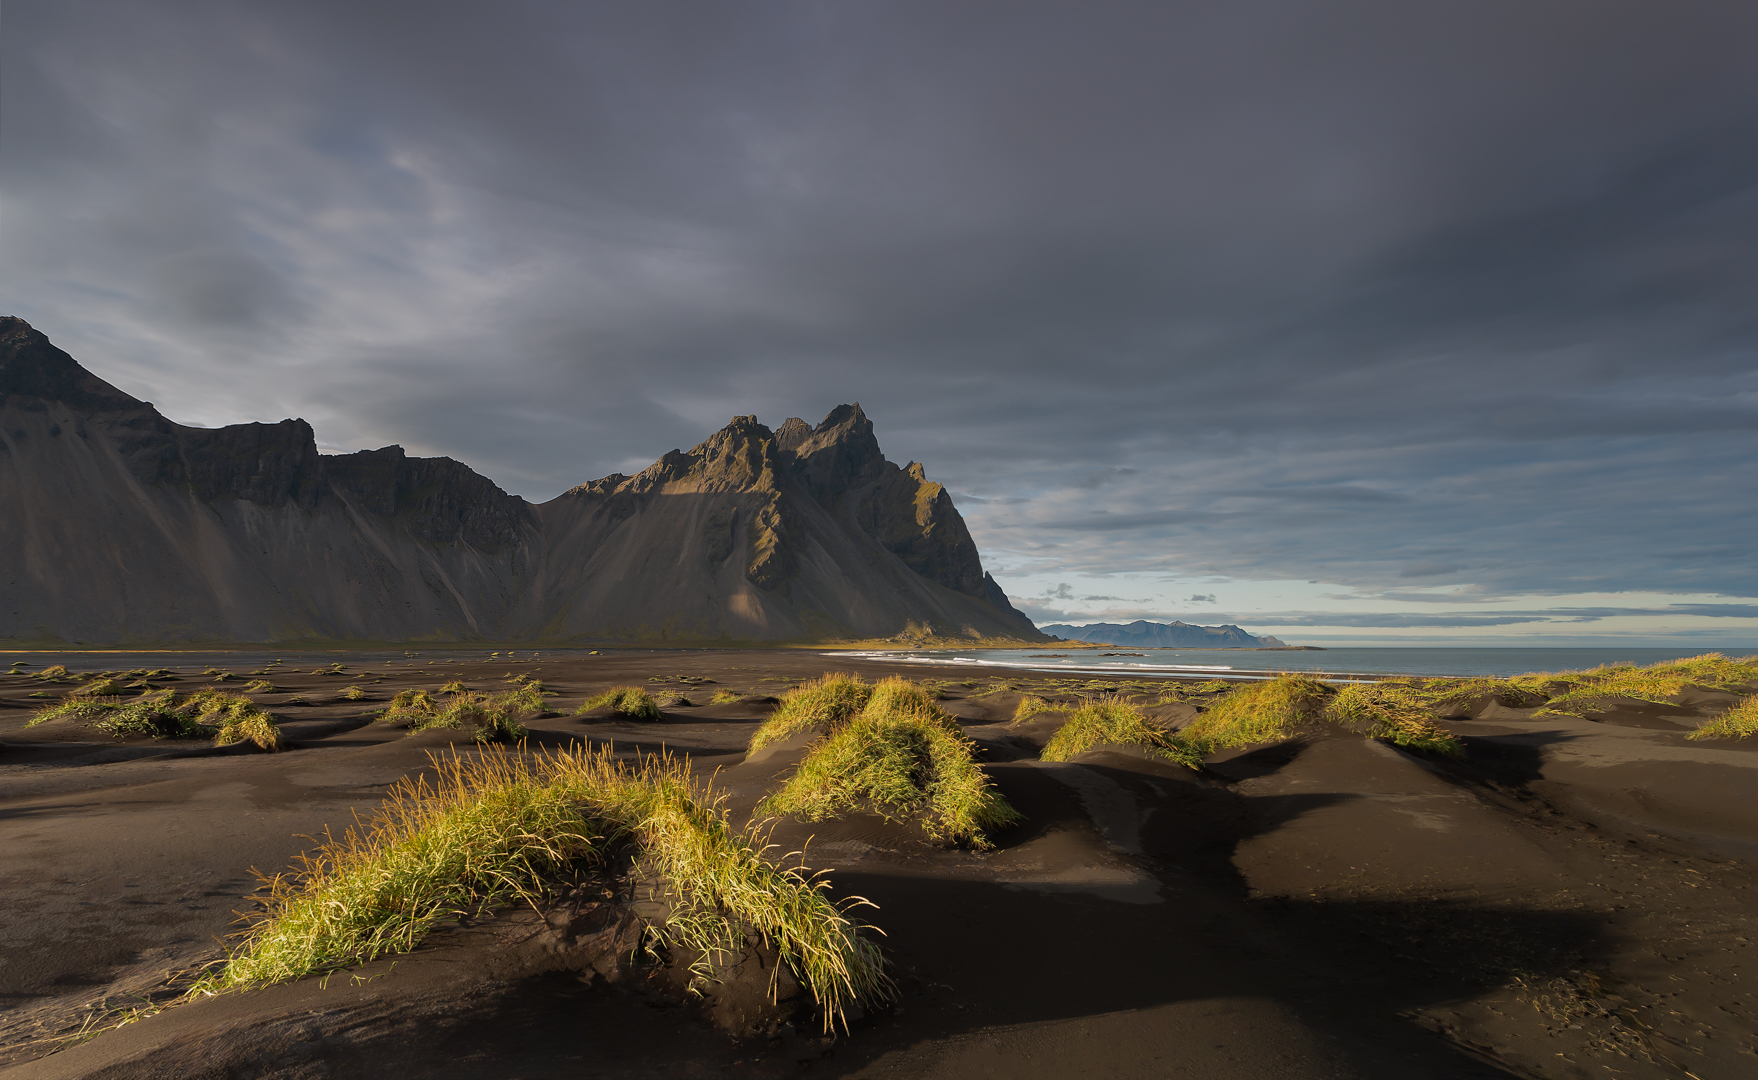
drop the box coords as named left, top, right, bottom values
left=819, top=651, right=1416, bottom=683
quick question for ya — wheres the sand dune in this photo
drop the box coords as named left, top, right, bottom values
left=3, top=653, right=1754, bottom=1079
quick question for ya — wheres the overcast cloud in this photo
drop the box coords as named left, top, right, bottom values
left=4, top=1, right=1756, bottom=644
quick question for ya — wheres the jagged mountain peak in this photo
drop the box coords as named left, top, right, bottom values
left=4, top=322, right=1043, bottom=643
left=1, top=316, right=142, bottom=412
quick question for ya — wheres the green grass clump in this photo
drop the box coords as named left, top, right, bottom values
left=1688, top=694, right=1758, bottom=741
left=710, top=689, right=742, bottom=705
left=1010, top=695, right=1061, bottom=724
left=73, top=676, right=128, bottom=697
left=191, top=746, right=891, bottom=1030
left=748, top=673, right=873, bottom=751
left=1040, top=696, right=1204, bottom=768
left=1181, top=674, right=1331, bottom=749
left=342, top=685, right=368, bottom=702
left=577, top=686, right=663, bottom=722
left=757, top=676, right=1019, bottom=848
left=1325, top=684, right=1464, bottom=758
left=245, top=679, right=280, bottom=693
left=439, top=680, right=470, bottom=694
left=26, top=690, right=282, bottom=749
left=34, top=664, right=71, bottom=681
left=377, top=687, right=537, bottom=743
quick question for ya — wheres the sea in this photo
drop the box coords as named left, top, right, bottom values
left=820, top=646, right=1758, bottom=681
left=7, top=646, right=1756, bottom=682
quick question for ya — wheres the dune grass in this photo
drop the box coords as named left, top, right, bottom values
left=342, top=685, right=368, bottom=701
left=1687, top=694, right=1758, bottom=741
left=245, top=679, right=280, bottom=693
left=756, top=676, right=1020, bottom=848
left=1009, top=694, right=1060, bottom=725
left=190, top=746, right=891, bottom=1030
left=747, top=673, right=873, bottom=751
left=26, top=689, right=283, bottom=750
left=577, top=686, right=663, bottom=722
left=1040, top=695, right=1205, bottom=768
left=1181, top=674, right=1332, bottom=750
left=377, top=687, right=538, bottom=743
left=710, top=689, right=742, bottom=705
left=1324, top=683, right=1465, bottom=758
left=1385, top=654, right=1758, bottom=719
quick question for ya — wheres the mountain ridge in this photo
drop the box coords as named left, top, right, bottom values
left=0, top=317, right=1044, bottom=646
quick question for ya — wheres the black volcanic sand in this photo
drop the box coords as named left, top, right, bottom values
left=1, top=651, right=1755, bottom=1079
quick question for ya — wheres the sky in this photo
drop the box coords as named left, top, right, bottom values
left=4, top=1, right=1756, bottom=646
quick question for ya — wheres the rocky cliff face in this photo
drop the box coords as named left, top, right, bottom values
left=0, top=317, right=1042, bottom=645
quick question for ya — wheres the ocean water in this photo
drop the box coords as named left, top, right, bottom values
left=820, top=646, right=1758, bottom=680
left=8, top=645, right=1754, bottom=682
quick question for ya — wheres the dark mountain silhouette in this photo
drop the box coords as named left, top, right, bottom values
left=0, top=317, right=1045, bottom=645
left=1040, top=620, right=1286, bottom=648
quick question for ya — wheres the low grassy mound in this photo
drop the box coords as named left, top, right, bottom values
left=578, top=686, right=663, bottom=722
left=1040, top=696, right=1204, bottom=767
left=1384, top=654, right=1758, bottom=720
left=192, top=746, right=890, bottom=1030
left=747, top=673, right=872, bottom=751
left=377, top=687, right=539, bottom=743
left=1324, top=684, right=1465, bottom=758
left=1181, top=674, right=1332, bottom=749
left=756, top=675, right=1019, bottom=848
left=710, top=689, right=742, bottom=705
left=1009, top=695, right=1059, bottom=724
left=1688, top=694, right=1758, bottom=741
left=26, top=689, right=283, bottom=750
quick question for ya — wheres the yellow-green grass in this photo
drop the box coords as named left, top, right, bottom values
left=1039, top=696, right=1204, bottom=768
left=439, top=680, right=470, bottom=694
left=1172, top=674, right=1464, bottom=759
left=342, top=685, right=368, bottom=702
left=747, top=672, right=872, bottom=751
left=710, top=689, right=742, bottom=705
left=1009, top=695, right=1062, bottom=725
left=1181, top=674, right=1332, bottom=750
left=377, top=687, right=538, bottom=743
left=1688, top=694, right=1758, bottom=741
left=26, top=689, right=283, bottom=750
left=245, top=679, right=280, bottom=693
left=1381, top=654, right=1758, bottom=720
left=757, top=676, right=1019, bottom=848
left=577, top=686, right=663, bottom=722
left=191, top=746, right=891, bottom=1030
left=1324, top=684, right=1465, bottom=758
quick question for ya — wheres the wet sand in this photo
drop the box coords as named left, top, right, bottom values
left=2, top=651, right=1754, bottom=1079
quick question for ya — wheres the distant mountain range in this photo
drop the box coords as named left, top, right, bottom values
left=1040, top=620, right=1287, bottom=648
left=0, top=317, right=1046, bottom=646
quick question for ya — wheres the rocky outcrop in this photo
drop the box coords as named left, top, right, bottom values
left=1041, top=620, right=1285, bottom=648
left=1, top=317, right=1043, bottom=645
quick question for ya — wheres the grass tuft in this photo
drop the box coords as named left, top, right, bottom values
left=710, top=689, right=742, bottom=705
left=1181, top=674, right=1332, bottom=749
left=1040, top=696, right=1204, bottom=768
left=190, top=746, right=891, bottom=1030
left=1688, top=694, right=1758, bottom=741
left=377, top=687, right=538, bottom=743
left=342, top=685, right=368, bottom=702
left=757, top=676, right=1019, bottom=848
left=748, top=673, right=872, bottom=751
left=1010, top=695, right=1061, bottom=725
left=577, top=686, right=663, bottom=722
left=1325, top=684, right=1465, bottom=758
left=26, top=689, right=282, bottom=749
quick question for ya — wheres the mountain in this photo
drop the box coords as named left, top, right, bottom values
left=1040, top=620, right=1287, bottom=648
left=0, top=317, right=1044, bottom=646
